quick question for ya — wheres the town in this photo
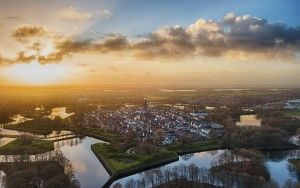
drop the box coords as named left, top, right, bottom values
left=78, top=98, right=225, bottom=145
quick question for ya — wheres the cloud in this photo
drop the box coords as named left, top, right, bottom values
left=95, top=9, right=112, bottom=20
left=93, top=34, right=129, bottom=51
left=223, top=12, right=236, bottom=24
left=4, top=13, right=300, bottom=65
left=3, top=16, right=20, bottom=21
left=0, top=54, right=13, bottom=65
left=0, top=52, right=35, bottom=65
left=35, top=34, right=128, bottom=64
left=12, top=25, right=48, bottom=40
left=15, top=52, right=36, bottom=63
left=88, top=68, right=102, bottom=72
left=131, top=13, right=300, bottom=60
left=56, top=7, right=112, bottom=22
left=187, top=18, right=220, bottom=34
left=56, top=6, right=93, bottom=21
left=108, top=65, right=119, bottom=72
left=131, top=25, right=195, bottom=58
left=220, top=14, right=300, bottom=56
left=77, top=63, right=88, bottom=67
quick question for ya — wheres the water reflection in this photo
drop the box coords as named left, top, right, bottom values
left=0, top=128, right=74, bottom=140
left=0, top=137, right=110, bottom=188
left=55, top=137, right=110, bottom=188
left=111, top=149, right=300, bottom=188
left=0, top=171, right=5, bottom=188
left=158, top=89, right=196, bottom=92
left=111, top=150, right=224, bottom=187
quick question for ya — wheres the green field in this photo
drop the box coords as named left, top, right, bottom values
left=4, top=117, right=68, bottom=135
left=91, top=143, right=178, bottom=176
left=166, top=140, right=224, bottom=154
left=84, top=128, right=125, bottom=143
left=0, top=139, right=54, bottom=155
left=283, top=110, right=300, bottom=118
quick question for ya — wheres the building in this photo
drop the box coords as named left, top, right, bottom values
left=190, top=112, right=208, bottom=119
left=285, top=99, right=300, bottom=110
left=236, top=114, right=262, bottom=127
left=143, top=98, right=148, bottom=110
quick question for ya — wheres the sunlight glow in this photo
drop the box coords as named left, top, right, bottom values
left=3, top=61, right=69, bottom=85
left=40, top=41, right=55, bottom=56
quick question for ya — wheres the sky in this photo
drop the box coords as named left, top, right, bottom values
left=0, top=0, right=299, bottom=87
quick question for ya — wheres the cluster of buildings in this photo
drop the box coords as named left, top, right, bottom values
left=253, top=98, right=300, bottom=110
left=79, top=99, right=224, bottom=145
left=284, top=99, right=300, bottom=110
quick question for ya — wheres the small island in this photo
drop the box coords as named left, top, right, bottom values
left=210, top=149, right=270, bottom=185
left=166, top=140, right=224, bottom=154
left=91, top=143, right=178, bottom=177
left=0, top=135, right=54, bottom=155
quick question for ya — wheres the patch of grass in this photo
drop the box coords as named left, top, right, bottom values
left=261, top=111, right=300, bottom=135
left=0, top=138, right=54, bottom=155
left=84, top=128, right=124, bottom=143
left=283, top=110, right=300, bottom=118
left=4, top=117, right=68, bottom=135
left=166, top=140, right=224, bottom=154
left=91, top=143, right=178, bottom=176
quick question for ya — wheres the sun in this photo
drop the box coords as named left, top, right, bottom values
left=2, top=61, right=70, bottom=85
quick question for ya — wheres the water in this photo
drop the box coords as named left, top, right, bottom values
left=0, top=128, right=74, bottom=139
left=110, top=150, right=223, bottom=187
left=0, top=136, right=111, bottom=188
left=1, top=128, right=299, bottom=187
left=55, top=137, right=110, bottom=188
left=214, top=89, right=249, bottom=91
left=0, top=171, right=5, bottom=188
left=158, top=89, right=196, bottom=92
left=111, top=150, right=300, bottom=188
